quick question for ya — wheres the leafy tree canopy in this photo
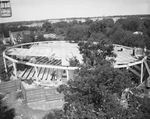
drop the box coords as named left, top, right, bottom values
left=121, top=16, right=142, bottom=32
left=78, top=40, right=114, bottom=66
left=42, top=21, right=54, bottom=33
left=0, top=95, right=15, bottom=119
left=56, top=60, right=136, bottom=119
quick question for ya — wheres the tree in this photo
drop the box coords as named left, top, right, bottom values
left=56, top=60, right=136, bottom=119
left=101, top=18, right=114, bottom=28
left=56, top=41, right=132, bottom=118
left=42, top=21, right=54, bottom=33
left=143, top=18, right=150, bottom=29
left=110, top=28, right=145, bottom=48
left=144, top=35, right=150, bottom=49
left=89, top=32, right=107, bottom=42
left=69, top=56, right=80, bottom=67
left=89, top=20, right=106, bottom=33
left=35, top=34, right=47, bottom=41
left=21, top=32, right=35, bottom=43
left=45, top=63, right=150, bottom=119
left=0, top=24, right=9, bottom=37
left=78, top=40, right=114, bottom=66
left=84, top=18, right=93, bottom=25
left=65, top=24, right=89, bottom=42
left=106, top=22, right=122, bottom=37
left=122, top=16, right=142, bottom=32
left=0, top=94, right=15, bottom=119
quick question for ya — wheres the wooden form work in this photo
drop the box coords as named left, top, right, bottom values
left=2, top=41, right=150, bottom=86
left=3, top=41, right=80, bottom=82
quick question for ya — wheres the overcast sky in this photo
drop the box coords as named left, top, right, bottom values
left=0, top=0, right=150, bottom=23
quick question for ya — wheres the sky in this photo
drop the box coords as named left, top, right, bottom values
left=0, top=0, right=150, bottom=23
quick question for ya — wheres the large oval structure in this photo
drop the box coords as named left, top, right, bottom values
left=3, top=41, right=144, bottom=83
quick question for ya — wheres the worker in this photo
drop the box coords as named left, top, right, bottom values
left=51, top=70, right=56, bottom=81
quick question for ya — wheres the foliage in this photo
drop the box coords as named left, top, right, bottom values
left=42, top=21, right=54, bottom=33
left=43, top=110, right=65, bottom=119
left=121, top=16, right=142, bottom=32
left=53, top=41, right=135, bottom=119
left=89, top=20, right=106, bottom=33
left=1, top=16, right=149, bottom=50
left=101, top=18, right=114, bottom=28
left=0, top=66, right=11, bottom=82
left=55, top=61, right=136, bottom=119
left=0, top=24, right=9, bottom=37
left=0, top=45, right=6, bottom=51
left=84, top=18, right=93, bottom=25
left=89, top=32, right=106, bottom=42
left=0, top=94, right=15, bottom=119
left=65, top=24, right=89, bottom=42
left=69, top=56, right=80, bottom=67
left=35, top=34, right=47, bottom=41
left=43, top=16, right=150, bottom=119
left=54, top=28, right=66, bottom=36
left=78, top=41, right=114, bottom=66
left=110, top=27, right=145, bottom=48
left=21, top=32, right=35, bottom=43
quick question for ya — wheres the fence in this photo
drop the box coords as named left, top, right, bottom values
left=0, top=80, right=21, bottom=93
left=0, top=80, right=64, bottom=110
left=21, top=82, right=64, bottom=103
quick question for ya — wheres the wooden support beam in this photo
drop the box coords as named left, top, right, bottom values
left=126, top=65, right=129, bottom=70
left=140, top=62, right=144, bottom=84
left=3, top=57, right=7, bottom=73
left=128, top=67, right=141, bottom=77
left=13, top=62, right=17, bottom=78
left=114, top=60, right=143, bottom=68
left=34, top=66, right=38, bottom=78
left=66, top=68, right=69, bottom=81
left=4, top=54, right=78, bottom=70
left=2, top=52, right=7, bottom=73
left=144, top=60, right=150, bottom=75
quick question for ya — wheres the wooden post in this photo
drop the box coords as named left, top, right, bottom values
left=66, top=68, right=69, bottom=81
left=126, top=64, right=129, bottom=70
left=13, top=62, right=17, bottom=78
left=140, top=61, right=144, bottom=84
left=34, top=66, right=38, bottom=78
left=144, top=60, right=150, bottom=75
left=3, top=57, right=7, bottom=73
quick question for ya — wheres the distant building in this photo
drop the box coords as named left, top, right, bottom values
left=43, top=33, right=58, bottom=39
left=24, top=22, right=43, bottom=27
left=133, top=31, right=143, bottom=35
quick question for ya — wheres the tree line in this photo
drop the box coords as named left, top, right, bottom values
left=0, top=16, right=150, bottom=49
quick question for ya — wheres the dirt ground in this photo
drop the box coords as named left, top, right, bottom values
left=2, top=91, right=51, bottom=119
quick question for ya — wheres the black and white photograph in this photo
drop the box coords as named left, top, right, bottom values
left=0, top=0, right=150, bottom=119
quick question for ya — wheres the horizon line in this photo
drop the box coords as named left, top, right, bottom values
left=1, top=13, right=150, bottom=24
